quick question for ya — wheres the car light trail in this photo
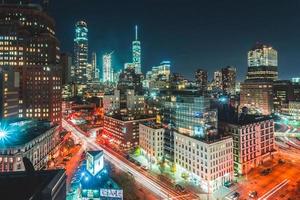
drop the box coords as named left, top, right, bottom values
left=63, top=119, right=184, bottom=200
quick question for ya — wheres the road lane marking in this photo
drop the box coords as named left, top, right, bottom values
left=258, top=179, right=289, bottom=200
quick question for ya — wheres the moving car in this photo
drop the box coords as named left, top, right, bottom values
left=175, top=184, right=186, bottom=192
left=228, top=192, right=240, bottom=200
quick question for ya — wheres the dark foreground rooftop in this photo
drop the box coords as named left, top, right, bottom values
left=0, top=169, right=66, bottom=200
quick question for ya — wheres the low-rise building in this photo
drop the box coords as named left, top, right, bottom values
left=103, top=90, right=120, bottom=114
left=0, top=118, right=61, bottom=172
left=219, top=114, right=275, bottom=175
left=174, top=132, right=233, bottom=193
left=139, top=122, right=164, bottom=163
left=103, top=115, right=156, bottom=149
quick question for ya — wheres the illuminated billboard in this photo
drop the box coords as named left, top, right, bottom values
left=86, top=150, right=104, bottom=176
left=100, top=189, right=123, bottom=199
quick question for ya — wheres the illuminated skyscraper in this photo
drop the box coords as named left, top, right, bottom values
left=212, top=70, right=222, bottom=90
left=103, top=52, right=113, bottom=82
left=247, top=43, right=278, bottom=81
left=74, top=21, right=88, bottom=84
left=0, top=2, right=62, bottom=124
left=91, top=52, right=99, bottom=81
left=221, top=66, right=236, bottom=94
left=132, top=25, right=141, bottom=74
left=195, top=68, right=208, bottom=92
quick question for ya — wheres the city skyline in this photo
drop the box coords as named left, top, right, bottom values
left=1, top=1, right=300, bottom=200
left=49, top=0, right=300, bottom=80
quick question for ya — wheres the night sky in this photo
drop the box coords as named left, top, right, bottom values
left=48, top=0, right=300, bottom=81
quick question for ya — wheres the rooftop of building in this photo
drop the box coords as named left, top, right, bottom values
left=0, top=169, right=66, bottom=200
left=176, top=130, right=232, bottom=145
left=0, top=118, right=56, bottom=148
left=250, top=42, right=274, bottom=51
left=105, top=114, right=156, bottom=122
left=243, top=79, right=274, bottom=84
left=218, top=106, right=273, bottom=126
left=141, top=121, right=163, bottom=129
left=0, top=1, right=45, bottom=12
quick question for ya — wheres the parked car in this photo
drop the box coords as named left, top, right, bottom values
left=249, top=191, right=258, bottom=198
left=260, top=168, right=272, bottom=176
left=224, top=181, right=234, bottom=188
left=141, top=165, right=148, bottom=171
left=135, top=161, right=142, bottom=167
left=278, top=159, right=285, bottom=164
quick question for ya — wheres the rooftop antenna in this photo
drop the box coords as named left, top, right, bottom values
left=135, top=25, right=138, bottom=41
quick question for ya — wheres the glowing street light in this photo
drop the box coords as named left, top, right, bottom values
left=0, top=130, right=6, bottom=138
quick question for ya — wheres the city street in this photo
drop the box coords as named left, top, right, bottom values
left=62, top=119, right=198, bottom=200
left=235, top=150, right=300, bottom=200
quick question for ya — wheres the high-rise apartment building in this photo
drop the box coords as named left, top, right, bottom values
left=0, top=2, right=62, bottom=124
left=247, top=43, right=278, bottom=81
left=273, top=80, right=294, bottom=113
left=117, top=67, right=143, bottom=95
left=132, top=25, right=141, bottom=74
left=60, top=53, right=72, bottom=85
left=195, top=68, right=208, bottom=92
left=91, top=52, right=99, bottom=81
left=74, top=21, right=88, bottom=84
left=0, top=66, right=19, bottom=119
left=212, top=70, right=222, bottom=91
left=221, top=66, right=236, bottom=94
left=145, top=61, right=171, bottom=90
left=240, top=81, right=273, bottom=115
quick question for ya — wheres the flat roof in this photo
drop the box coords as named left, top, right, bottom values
left=0, top=118, right=55, bottom=148
left=87, top=150, right=103, bottom=157
left=105, top=114, right=155, bottom=122
left=141, top=121, right=163, bottom=129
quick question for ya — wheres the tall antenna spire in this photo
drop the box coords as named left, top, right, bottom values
left=135, top=25, right=138, bottom=41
